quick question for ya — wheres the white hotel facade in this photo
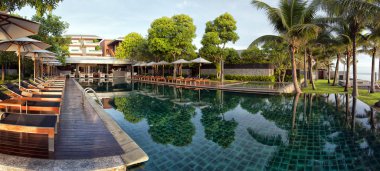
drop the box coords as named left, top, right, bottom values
left=63, top=34, right=131, bottom=77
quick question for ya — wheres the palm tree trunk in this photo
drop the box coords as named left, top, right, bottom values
left=304, top=49, right=308, bottom=87
left=327, top=62, right=331, bottom=84
left=332, top=53, right=340, bottom=86
left=345, top=50, right=351, bottom=92
left=173, top=57, right=177, bottom=79
left=352, top=34, right=358, bottom=97
left=378, top=56, right=380, bottom=83
left=282, top=70, right=286, bottom=83
left=1, top=64, right=4, bottom=82
left=370, top=48, right=376, bottom=93
left=308, top=49, right=316, bottom=90
left=290, top=46, right=302, bottom=93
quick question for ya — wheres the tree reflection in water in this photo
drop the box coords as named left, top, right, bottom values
left=114, top=92, right=196, bottom=146
left=112, top=82, right=380, bottom=169
left=242, top=93, right=380, bottom=170
left=200, top=90, right=239, bottom=148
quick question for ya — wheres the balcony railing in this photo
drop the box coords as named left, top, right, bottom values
left=86, top=50, right=102, bottom=54
left=83, top=42, right=100, bottom=46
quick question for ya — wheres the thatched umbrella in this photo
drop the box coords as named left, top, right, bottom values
left=147, top=62, right=157, bottom=76
left=156, top=60, right=170, bottom=77
left=172, top=59, right=191, bottom=77
left=190, top=57, right=212, bottom=78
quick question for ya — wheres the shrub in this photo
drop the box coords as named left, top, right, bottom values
left=224, top=75, right=275, bottom=82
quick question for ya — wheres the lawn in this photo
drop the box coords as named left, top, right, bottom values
left=302, top=79, right=380, bottom=107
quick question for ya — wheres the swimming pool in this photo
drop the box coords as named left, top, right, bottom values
left=82, top=81, right=380, bottom=170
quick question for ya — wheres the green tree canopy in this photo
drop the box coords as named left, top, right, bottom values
left=148, top=14, right=196, bottom=78
left=224, top=48, right=240, bottom=64
left=1, top=0, right=63, bottom=16
left=115, top=32, right=147, bottom=62
left=200, top=13, right=239, bottom=80
left=30, top=14, right=70, bottom=64
left=241, top=46, right=267, bottom=64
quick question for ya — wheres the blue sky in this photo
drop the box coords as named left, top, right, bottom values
left=16, top=0, right=377, bottom=76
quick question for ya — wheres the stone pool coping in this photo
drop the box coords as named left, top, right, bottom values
left=74, top=79, right=149, bottom=167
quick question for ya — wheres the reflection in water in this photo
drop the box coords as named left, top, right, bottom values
left=103, top=81, right=380, bottom=170
left=201, top=90, right=238, bottom=148
left=114, top=93, right=196, bottom=146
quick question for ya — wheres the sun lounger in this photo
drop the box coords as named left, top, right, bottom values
left=4, top=84, right=63, bottom=98
left=31, top=80, right=64, bottom=89
left=0, top=85, right=63, bottom=114
left=69, top=73, right=75, bottom=78
left=0, top=112, right=57, bottom=152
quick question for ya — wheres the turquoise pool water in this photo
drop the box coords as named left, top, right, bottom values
left=82, top=81, right=380, bottom=170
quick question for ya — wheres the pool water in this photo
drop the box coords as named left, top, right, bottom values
left=85, top=81, right=380, bottom=170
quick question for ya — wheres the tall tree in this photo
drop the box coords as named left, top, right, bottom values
left=320, top=0, right=380, bottom=97
left=200, top=13, right=239, bottom=81
left=0, top=0, right=63, bottom=16
left=358, top=24, right=380, bottom=93
left=260, top=41, right=289, bottom=82
left=251, top=0, right=321, bottom=93
left=148, top=14, right=196, bottom=78
left=115, top=32, right=147, bottom=61
left=31, top=14, right=70, bottom=64
left=224, top=48, right=241, bottom=64
left=241, top=46, right=267, bottom=64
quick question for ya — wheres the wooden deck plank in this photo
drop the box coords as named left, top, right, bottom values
left=54, top=79, right=124, bottom=159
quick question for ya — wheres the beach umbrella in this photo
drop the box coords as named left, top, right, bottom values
left=0, top=37, right=50, bottom=88
left=0, top=12, right=40, bottom=40
left=24, top=49, right=55, bottom=81
left=157, top=60, right=170, bottom=77
left=147, top=61, right=158, bottom=76
left=139, top=62, right=147, bottom=75
left=190, top=57, right=211, bottom=78
left=172, top=59, right=191, bottom=77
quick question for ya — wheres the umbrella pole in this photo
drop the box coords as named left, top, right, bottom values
left=18, top=45, right=21, bottom=88
left=199, top=64, right=201, bottom=78
left=163, top=65, right=164, bottom=77
left=33, top=53, right=36, bottom=81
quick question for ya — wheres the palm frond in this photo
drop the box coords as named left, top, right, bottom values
left=251, top=0, right=289, bottom=32
left=249, top=35, right=284, bottom=48
left=290, top=23, right=321, bottom=40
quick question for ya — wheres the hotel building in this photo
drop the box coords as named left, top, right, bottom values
left=63, top=34, right=131, bottom=77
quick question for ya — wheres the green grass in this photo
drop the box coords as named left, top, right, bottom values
left=302, top=79, right=380, bottom=107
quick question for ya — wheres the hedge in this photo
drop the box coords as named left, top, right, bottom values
left=224, top=75, right=275, bottom=82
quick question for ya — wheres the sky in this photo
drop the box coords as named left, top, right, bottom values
left=16, top=0, right=378, bottom=77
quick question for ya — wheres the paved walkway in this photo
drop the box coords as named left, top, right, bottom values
left=55, top=79, right=124, bottom=159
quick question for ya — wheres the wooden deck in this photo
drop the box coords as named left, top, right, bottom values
left=0, top=79, right=124, bottom=159
left=132, top=79, right=288, bottom=94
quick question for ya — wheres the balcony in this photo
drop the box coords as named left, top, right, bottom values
left=70, top=43, right=81, bottom=46
left=83, top=41, right=100, bottom=46
left=86, top=49, right=102, bottom=55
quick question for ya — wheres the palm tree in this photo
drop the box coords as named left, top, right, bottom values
left=329, top=21, right=354, bottom=91
left=251, top=0, right=321, bottom=93
left=320, top=0, right=380, bottom=97
left=331, top=37, right=346, bottom=86
left=358, top=23, right=380, bottom=93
